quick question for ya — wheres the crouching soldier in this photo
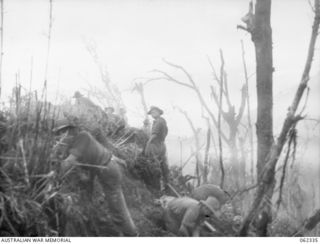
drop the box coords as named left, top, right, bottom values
left=191, top=184, right=230, bottom=205
left=53, top=121, right=138, bottom=236
left=159, top=196, right=219, bottom=236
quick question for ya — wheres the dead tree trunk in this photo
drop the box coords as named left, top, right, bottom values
left=239, top=0, right=320, bottom=236
left=176, top=107, right=201, bottom=186
left=208, top=52, right=247, bottom=189
left=203, top=124, right=211, bottom=184
left=238, top=0, right=274, bottom=236
left=217, top=50, right=225, bottom=189
left=254, top=1, right=274, bottom=232
left=253, top=0, right=274, bottom=182
left=133, top=82, right=151, bottom=133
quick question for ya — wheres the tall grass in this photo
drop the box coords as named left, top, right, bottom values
left=0, top=87, right=168, bottom=236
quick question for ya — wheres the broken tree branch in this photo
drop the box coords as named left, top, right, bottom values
left=148, top=59, right=229, bottom=143
left=241, top=40, right=255, bottom=184
left=218, top=50, right=225, bottom=189
left=175, top=106, right=202, bottom=186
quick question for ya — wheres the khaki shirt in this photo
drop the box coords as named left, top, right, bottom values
left=69, top=131, right=112, bottom=166
left=151, top=117, right=168, bottom=144
left=192, top=184, right=229, bottom=205
left=165, top=197, right=203, bottom=236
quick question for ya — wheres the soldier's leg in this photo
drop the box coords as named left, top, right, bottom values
left=164, top=209, right=180, bottom=235
left=97, top=160, right=138, bottom=236
left=159, top=154, right=170, bottom=194
left=160, top=155, right=170, bottom=184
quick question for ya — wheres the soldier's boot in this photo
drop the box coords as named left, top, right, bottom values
left=160, top=159, right=170, bottom=195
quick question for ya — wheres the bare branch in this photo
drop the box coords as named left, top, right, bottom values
left=218, top=49, right=225, bottom=189
left=203, top=120, right=211, bottom=184
left=133, top=82, right=149, bottom=122
left=151, top=69, right=193, bottom=89
left=293, top=209, right=320, bottom=236
left=276, top=127, right=296, bottom=210
left=154, top=59, right=229, bottom=143
left=231, top=183, right=258, bottom=199
left=175, top=106, right=202, bottom=185
left=235, top=84, right=247, bottom=125
left=241, top=39, right=255, bottom=184
left=222, top=71, right=232, bottom=108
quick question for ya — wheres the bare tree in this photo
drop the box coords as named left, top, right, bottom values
left=203, top=116, right=211, bottom=184
left=86, top=42, right=125, bottom=111
left=43, top=0, right=53, bottom=96
left=237, top=0, right=274, bottom=236
left=132, top=82, right=151, bottom=132
left=239, top=0, right=320, bottom=236
left=208, top=51, right=247, bottom=188
left=175, top=106, right=202, bottom=186
left=146, top=59, right=228, bottom=143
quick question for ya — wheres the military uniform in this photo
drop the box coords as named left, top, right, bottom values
left=145, top=117, right=169, bottom=189
left=192, top=184, right=230, bottom=205
left=162, top=196, right=215, bottom=236
left=60, top=131, right=137, bottom=236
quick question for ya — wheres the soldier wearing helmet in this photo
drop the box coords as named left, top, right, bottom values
left=160, top=195, right=220, bottom=236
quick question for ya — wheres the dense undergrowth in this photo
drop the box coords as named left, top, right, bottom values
left=0, top=89, right=315, bottom=236
left=0, top=90, right=171, bottom=236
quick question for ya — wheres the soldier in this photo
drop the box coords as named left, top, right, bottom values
left=145, top=106, right=169, bottom=192
left=160, top=195, right=219, bottom=236
left=53, top=121, right=138, bottom=236
left=191, top=184, right=230, bottom=205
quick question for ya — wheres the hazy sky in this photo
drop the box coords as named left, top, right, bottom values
left=1, top=0, right=319, bottom=138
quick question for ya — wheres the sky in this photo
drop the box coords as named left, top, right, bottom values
left=1, top=0, right=319, bottom=139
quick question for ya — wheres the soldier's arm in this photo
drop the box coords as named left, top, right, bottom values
left=147, top=134, right=157, bottom=144
left=64, top=154, right=78, bottom=163
left=59, top=153, right=78, bottom=176
left=69, top=131, right=91, bottom=159
left=178, top=208, right=199, bottom=236
left=148, top=119, right=165, bottom=143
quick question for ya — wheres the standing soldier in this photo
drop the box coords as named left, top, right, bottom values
left=53, top=121, right=138, bottom=236
left=145, top=106, right=170, bottom=192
